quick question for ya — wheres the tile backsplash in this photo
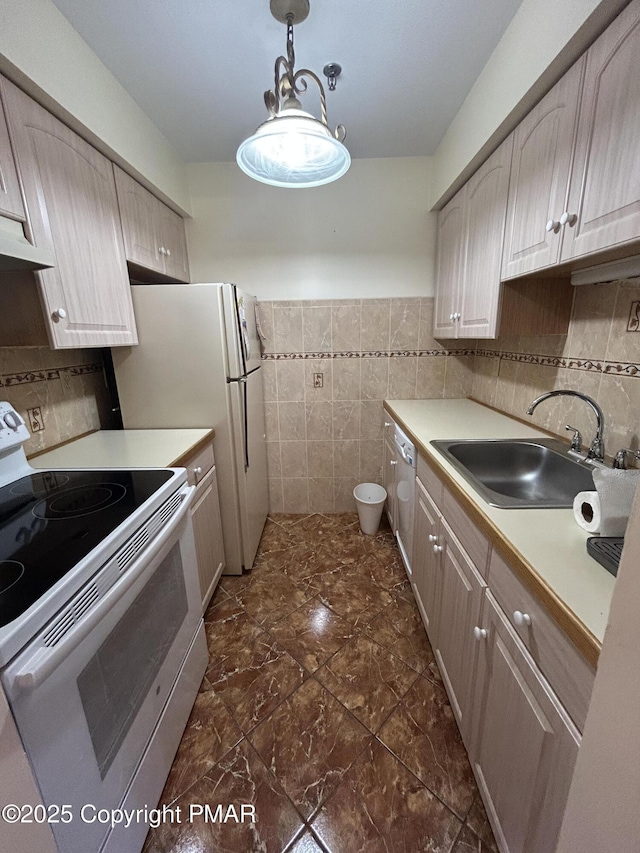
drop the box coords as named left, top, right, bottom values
left=0, top=347, right=112, bottom=457
left=258, top=297, right=473, bottom=513
left=469, top=278, right=640, bottom=459
left=260, top=281, right=640, bottom=513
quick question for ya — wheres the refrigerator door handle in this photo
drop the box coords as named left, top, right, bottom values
left=242, top=380, right=249, bottom=471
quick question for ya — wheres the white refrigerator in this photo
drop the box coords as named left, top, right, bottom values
left=112, top=283, right=269, bottom=575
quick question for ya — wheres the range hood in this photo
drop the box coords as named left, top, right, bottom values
left=0, top=215, right=54, bottom=271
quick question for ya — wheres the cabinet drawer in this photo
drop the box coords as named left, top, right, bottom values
left=488, top=549, right=595, bottom=731
left=179, top=442, right=215, bottom=487
left=417, top=454, right=443, bottom=508
left=442, top=487, right=490, bottom=578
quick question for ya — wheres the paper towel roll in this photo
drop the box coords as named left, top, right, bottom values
left=573, top=491, right=601, bottom=533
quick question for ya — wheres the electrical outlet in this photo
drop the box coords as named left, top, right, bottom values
left=28, top=407, right=44, bottom=432
left=313, top=372, right=323, bottom=388
left=60, top=369, right=73, bottom=392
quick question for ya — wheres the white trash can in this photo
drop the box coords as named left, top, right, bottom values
left=353, top=483, right=387, bottom=535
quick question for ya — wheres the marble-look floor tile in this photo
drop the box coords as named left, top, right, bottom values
left=249, top=678, right=371, bottom=819
left=143, top=739, right=305, bottom=853
left=159, top=687, right=242, bottom=805
left=204, top=597, right=263, bottom=675
left=349, top=549, right=408, bottom=595
left=234, top=569, right=311, bottom=627
left=377, top=675, right=477, bottom=820
left=452, top=825, right=496, bottom=853
left=208, top=630, right=307, bottom=732
left=269, top=597, right=356, bottom=672
left=286, top=830, right=329, bottom=852
left=311, top=739, right=462, bottom=853
left=366, top=595, right=437, bottom=672
left=256, top=517, right=299, bottom=554
left=311, top=566, right=394, bottom=629
left=465, top=794, right=498, bottom=851
left=315, top=633, right=419, bottom=732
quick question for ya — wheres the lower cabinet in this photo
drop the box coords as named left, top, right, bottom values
left=471, top=593, right=580, bottom=853
left=411, top=460, right=591, bottom=853
left=434, top=518, right=486, bottom=745
left=179, top=440, right=225, bottom=612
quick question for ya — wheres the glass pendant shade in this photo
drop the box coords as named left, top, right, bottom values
left=236, top=109, right=351, bottom=188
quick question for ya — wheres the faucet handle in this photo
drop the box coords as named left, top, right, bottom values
left=564, top=424, right=583, bottom=453
left=613, top=448, right=640, bottom=470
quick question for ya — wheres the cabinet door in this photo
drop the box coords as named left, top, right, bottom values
left=383, top=435, right=397, bottom=532
left=561, top=0, right=640, bottom=260
left=191, top=465, right=225, bottom=612
left=2, top=79, right=137, bottom=348
left=433, top=188, right=465, bottom=339
left=458, top=136, right=512, bottom=338
left=413, top=476, right=442, bottom=643
left=158, top=203, right=190, bottom=282
left=114, top=165, right=163, bottom=273
left=434, top=517, right=486, bottom=745
left=472, top=592, right=580, bottom=853
left=0, top=96, right=25, bottom=220
left=502, top=59, right=584, bottom=279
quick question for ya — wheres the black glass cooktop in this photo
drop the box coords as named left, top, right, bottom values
left=0, top=469, right=173, bottom=629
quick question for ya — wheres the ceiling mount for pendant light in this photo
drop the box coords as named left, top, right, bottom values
left=236, top=0, right=350, bottom=189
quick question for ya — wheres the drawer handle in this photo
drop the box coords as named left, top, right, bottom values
left=513, top=610, right=532, bottom=627
left=474, top=626, right=487, bottom=641
left=390, top=460, right=398, bottom=466
left=384, top=421, right=392, bottom=428
left=432, top=544, right=443, bottom=554
left=428, top=534, right=437, bottom=543
left=193, top=466, right=202, bottom=476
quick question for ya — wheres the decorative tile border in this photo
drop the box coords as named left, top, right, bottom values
left=0, top=362, right=103, bottom=388
left=475, top=348, right=640, bottom=379
left=262, top=349, right=469, bottom=360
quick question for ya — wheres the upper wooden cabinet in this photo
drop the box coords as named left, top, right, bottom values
left=0, top=97, right=25, bottom=221
left=1, top=78, right=137, bottom=348
left=561, top=0, right=640, bottom=261
left=114, top=165, right=190, bottom=282
left=434, top=138, right=512, bottom=339
left=501, top=58, right=584, bottom=279
left=433, top=189, right=464, bottom=338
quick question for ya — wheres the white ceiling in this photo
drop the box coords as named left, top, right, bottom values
left=50, top=0, right=523, bottom=163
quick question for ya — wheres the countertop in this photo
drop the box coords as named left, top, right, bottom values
left=29, top=429, right=214, bottom=469
left=384, top=399, right=615, bottom=664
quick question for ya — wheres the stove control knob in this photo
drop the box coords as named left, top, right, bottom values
left=3, top=411, right=22, bottom=431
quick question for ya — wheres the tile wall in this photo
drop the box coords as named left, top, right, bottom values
left=470, top=278, right=640, bottom=458
left=258, top=298, right=473, bottom=513
left=0, top=347, right=112, bottom=457
left=259, top=280, right=640, bottom=513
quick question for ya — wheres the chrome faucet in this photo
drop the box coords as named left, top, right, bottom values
left=525, top=390, right=605, bottom=462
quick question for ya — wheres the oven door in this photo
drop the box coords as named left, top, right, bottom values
left=1, top=485, right=201, bottom=853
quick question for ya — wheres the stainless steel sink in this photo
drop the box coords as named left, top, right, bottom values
left=430, top=438, right=596, bottom=508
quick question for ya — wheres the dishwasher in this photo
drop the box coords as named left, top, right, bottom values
left=394, top=423, right=417, bottom=580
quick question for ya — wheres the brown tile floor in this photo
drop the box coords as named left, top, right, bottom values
left=143, top=513, right=498, bottom=853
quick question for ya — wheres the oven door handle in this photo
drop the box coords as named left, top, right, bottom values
left=9, top=484, right=196, bottom=693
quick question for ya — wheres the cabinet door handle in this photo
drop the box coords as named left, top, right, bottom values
left=390, top=460, right=398, bottom=466
left=545, top=219, right=560, bottom=233
left=428, top=534, right=437, bottom=543
left=474, top=626, right=487, bottom=641
left=513, top=610, right=532, bottom=627
left=449, top=313, right=454, bottom=321
left=159, top=246, right=166, bottom=255
left=166, top=248, right=171, bottom=257
left=193, top=466, right=202, bottom=477
left=560, top=211, right=577, bottom=227
left=52, top=308, right=67, bottom=321
left=432, top=544, right=443, bottom=553
left=384, top=422, right=392, bottom=428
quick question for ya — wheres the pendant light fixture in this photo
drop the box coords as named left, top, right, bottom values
left=236, top=0, right=350, bottom=189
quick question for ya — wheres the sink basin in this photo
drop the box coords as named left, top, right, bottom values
left=430, top=438, right=595, bottom=508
